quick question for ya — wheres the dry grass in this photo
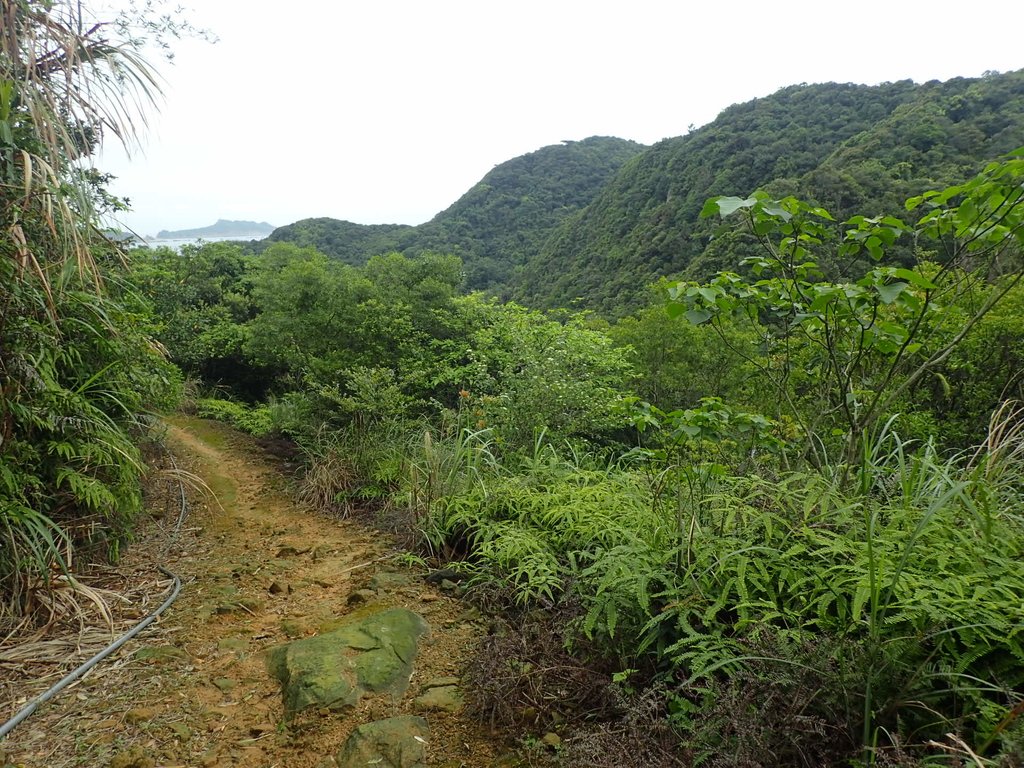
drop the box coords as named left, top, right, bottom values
left=970, top=399, right=1024, bottom=479
left=464, top=608, right=686, bottom=768
left=0, top=452, right=186, bottom=730
left=298, top=447, right=358, bottom=517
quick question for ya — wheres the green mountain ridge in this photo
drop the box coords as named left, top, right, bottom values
left=264, top=218, right=415, bottom=262
left=267, top=70, right=1024, bottom=314
left=517, top=81, right=920, bottom=311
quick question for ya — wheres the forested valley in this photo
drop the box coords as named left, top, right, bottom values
left=2, top=3, right=1024, bottom=763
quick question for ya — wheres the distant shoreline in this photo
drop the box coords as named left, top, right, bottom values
left=140, top=234, right=265, bottom=249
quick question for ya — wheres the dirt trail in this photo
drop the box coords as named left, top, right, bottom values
left=2, top=418, right=508, bottom=767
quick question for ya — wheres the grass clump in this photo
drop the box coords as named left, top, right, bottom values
left=195, top=397, right=272, bottom=437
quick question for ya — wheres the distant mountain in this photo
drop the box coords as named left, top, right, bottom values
left=156, top=219, right=275, bottom=239
left=265, top=137, right=646, bottom=293
left=520, top=70, right=1024, bottom=313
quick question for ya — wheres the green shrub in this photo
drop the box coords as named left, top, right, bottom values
left=196, top=398, right=272, bottom=437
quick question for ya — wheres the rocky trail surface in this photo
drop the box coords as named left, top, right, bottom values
left=1, top=418, right=510, bottom=768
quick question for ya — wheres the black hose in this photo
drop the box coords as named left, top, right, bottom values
left=0, top=441, right=189, bottom=741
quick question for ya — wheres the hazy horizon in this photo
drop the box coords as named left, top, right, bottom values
left=97, top=0, right=1024, bottom=236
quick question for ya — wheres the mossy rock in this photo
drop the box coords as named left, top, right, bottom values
left=334, top=715, right=429, bottom=768
left=412, top=684, right=463, bottom=713
left=265, top=634, right=360, bottom=715
left=266, top=608, right=428, bottom=716
left=368, top=571, right=415, bottom=590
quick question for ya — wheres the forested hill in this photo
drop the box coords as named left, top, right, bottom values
left=418, top=135, right=646, bottom=290
left=520, top=70, right=1024, bottom=313
left=264, top=136, right=644, bottom=293
left=264, top=218, right=416, bottom=263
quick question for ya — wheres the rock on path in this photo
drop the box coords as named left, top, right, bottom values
left=267, top=608, right=429, bottom=716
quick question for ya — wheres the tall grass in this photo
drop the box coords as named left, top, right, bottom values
left=404, top=423, right=499, bottom=554
left=296, top=417, right=408, bottom=518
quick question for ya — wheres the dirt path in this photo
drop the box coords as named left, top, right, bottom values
left=2, top=418, right=509, bottom=767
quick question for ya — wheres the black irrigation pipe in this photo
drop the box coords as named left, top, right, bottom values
left=0, top=443, right=189, bottom=741
left=165, top=441, right=189, bottom=552
left=0, top=569, right=182, bottom=740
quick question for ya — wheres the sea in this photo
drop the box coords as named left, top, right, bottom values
left=138, top=235, right=266, bottom=251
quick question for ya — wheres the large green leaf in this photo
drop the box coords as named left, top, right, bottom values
left=715, top=196, right=759, bottom=217
left=875, top=282, right=908, bottom=305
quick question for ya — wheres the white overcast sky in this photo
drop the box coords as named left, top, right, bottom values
left=95, top=0, right=1024, bottom=237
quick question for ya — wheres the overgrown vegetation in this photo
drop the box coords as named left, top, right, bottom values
left=6, top=7, right=1021, bottom=760
left=0, top=2, right=181, bottom=621
left=141, top=144, right=1024, bottom=765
